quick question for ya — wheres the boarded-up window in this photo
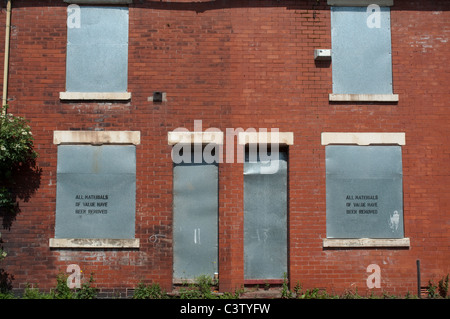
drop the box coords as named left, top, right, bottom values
left=331, top=6, right=393, bottom=94
left=326, top=145, right=404, bottom=238
left=66, top=6, right=129, bottom=92
left=244, top=148, right=288, bottom=280
left=55, top=145, right=136, bottom=239
left=172, top=149, right=218, bottom=280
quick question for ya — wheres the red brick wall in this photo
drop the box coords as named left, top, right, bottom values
left=0, top=0, right=448, bottom=297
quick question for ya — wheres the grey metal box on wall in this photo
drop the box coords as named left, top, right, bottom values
left=55, top=145, right=136, bottom=239
left=326, top=145, right=404, bottom=239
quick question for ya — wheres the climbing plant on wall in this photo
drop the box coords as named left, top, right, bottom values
left=0, top=105, right=38, bottom=218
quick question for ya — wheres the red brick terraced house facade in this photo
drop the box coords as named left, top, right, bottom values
left=0, top=0, right=448, bottom=298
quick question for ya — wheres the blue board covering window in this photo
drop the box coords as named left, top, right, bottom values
left=331, top=6, right=393, bottom=94
left=66, top=6, right=129, bottom=92
left=55, top=145, right=136, bottom=239
left=244, top=149, right=288, bottom=280
left=172, top=149, right=219, bottom=280
left=326, top=145, right=404, bottom=239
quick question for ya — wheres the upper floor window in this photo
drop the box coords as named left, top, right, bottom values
left=61, top=4, right=131, bottom=100
left=328, top=1, right=398, bottom=102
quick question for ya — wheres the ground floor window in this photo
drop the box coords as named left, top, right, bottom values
left=326, top=145, right=404, bottom=238
left=50, top=130, right=140, bottom=248
left=321, top=132, right=409, bottom=248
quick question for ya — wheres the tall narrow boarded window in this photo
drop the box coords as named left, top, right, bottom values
left=331, top=6, right=393, bottom=95
left=65, top=6, right=129, bottom=93
left=172, top=148, right=219, bottom=281
left=244, top=147, right=288, bottom=280
left=326, top=145, right=404, bottom=238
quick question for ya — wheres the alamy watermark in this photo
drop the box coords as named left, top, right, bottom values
left=366, top=264, right=381, bottom=289
left=170, top=120, right=282, bottom=174
left=66, top=264, right=81, bottom=289
left=367, top=4, right=382, bottom=29
left=67, top=4, right=81, bottom=29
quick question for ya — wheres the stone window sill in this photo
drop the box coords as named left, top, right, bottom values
left=323, top=238, right=410, bottom=248
left=59, top=92, right=131, bottom=101
left=49, top=238, right=139, bottom=248
left=329, top=94, right=399, bottom=102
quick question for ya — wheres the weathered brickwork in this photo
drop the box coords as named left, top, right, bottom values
left=0, top=0, right=448, bottom=296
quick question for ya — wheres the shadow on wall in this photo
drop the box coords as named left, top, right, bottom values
left=0, top=159, right=42, bottom=230
left=0, top=159, right=41, bottom=293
